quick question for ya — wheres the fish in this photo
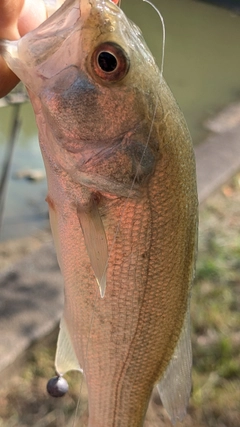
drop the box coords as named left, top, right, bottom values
left=0, top=0, right=198, bottom=425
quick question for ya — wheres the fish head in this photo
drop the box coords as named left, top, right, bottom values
left=1, top=0, right=161, bottom=155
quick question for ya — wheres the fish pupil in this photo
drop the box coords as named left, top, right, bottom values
left=98, top=51, right=118, bottom=72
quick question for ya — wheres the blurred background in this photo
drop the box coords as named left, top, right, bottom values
left=0, top=0, right=239, bottom=426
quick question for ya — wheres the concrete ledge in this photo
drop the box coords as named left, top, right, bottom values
left=196, top=103, right=240, bottom=202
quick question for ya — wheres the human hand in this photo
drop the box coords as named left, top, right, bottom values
left=0, top=0, right=47, bottom=97
left=0, top=0, right=120, bottom=98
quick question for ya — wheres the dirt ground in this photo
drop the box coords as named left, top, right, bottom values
left=0, top=173, right=239, bottom=427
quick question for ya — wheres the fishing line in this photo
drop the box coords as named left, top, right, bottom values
left=143, top=0, right=165, bottom=78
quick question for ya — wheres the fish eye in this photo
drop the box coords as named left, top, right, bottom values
left=91, top=42, right=129, bottom=82
left=97, top=51, right=117, bottom=72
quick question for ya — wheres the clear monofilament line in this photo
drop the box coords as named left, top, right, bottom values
left=143, top=0, right=165, bottom=79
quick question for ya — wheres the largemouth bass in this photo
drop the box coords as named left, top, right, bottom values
left=0, top=0, right=198, bottom=425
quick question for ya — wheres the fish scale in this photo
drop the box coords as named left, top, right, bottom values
left=61, top=197, right=153, bottom=426
left=0, top=0, right=198, bottom=425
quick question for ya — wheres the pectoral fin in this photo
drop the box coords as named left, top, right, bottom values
left=55, top=317, right=82, bottom=375
left=77, top=200, right=108, bottom=298
left=157, top=308, right=192, bottom=424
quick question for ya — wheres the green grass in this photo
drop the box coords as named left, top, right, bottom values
left=190, top=173, right=240, bottom=427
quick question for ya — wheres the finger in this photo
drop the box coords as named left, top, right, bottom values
left=0, top=1, right=24, bottom=97
left=0, top=0, right=24, bottom=30
left=0, top=0, right=47, bottom=97
left=18, top=0, right=47, bottom=36
left=0, top=62, right=20, bottom=98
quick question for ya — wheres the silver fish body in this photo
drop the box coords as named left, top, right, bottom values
left=0, top=0, right=198, bottom=425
